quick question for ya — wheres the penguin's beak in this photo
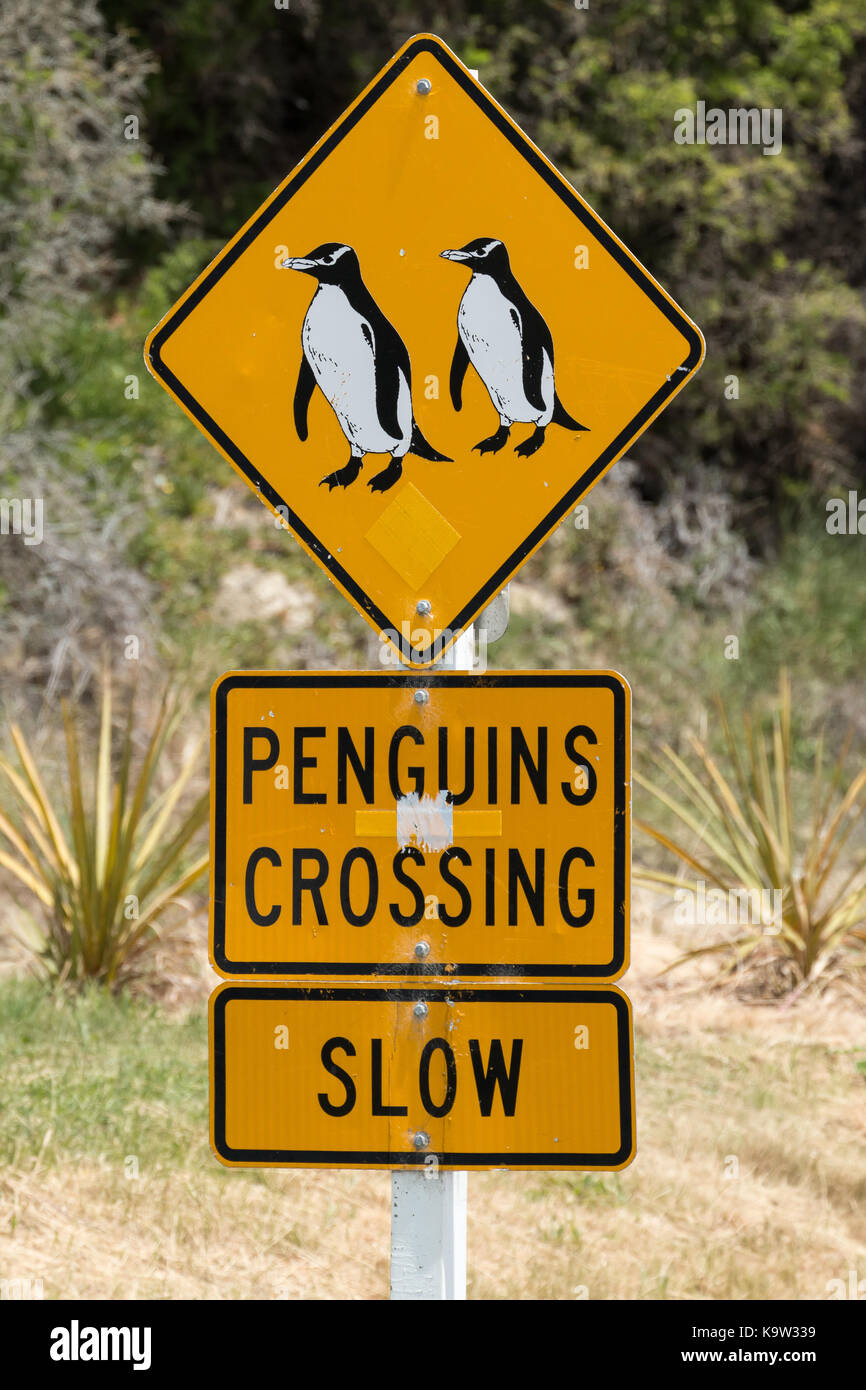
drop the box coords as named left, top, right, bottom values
left=440, top=248, right=472, bottom=262
left=281, top=257, right=318, bottom=272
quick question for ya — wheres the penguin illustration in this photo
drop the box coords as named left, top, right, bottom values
left=281, top=243, right=451, bottom=492
left=440, top=238, right=588, bottom=457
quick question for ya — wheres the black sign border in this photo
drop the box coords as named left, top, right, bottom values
left=147, top=34, right=703, bottom=667
left=212, top=671, right=628, bottom=979
left=211, top=984, right=634, bottom=1168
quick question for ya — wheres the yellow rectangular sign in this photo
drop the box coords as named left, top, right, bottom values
left=211, top=671, right=630, bottom=980
left=210, top=984, right=635, bottom=1170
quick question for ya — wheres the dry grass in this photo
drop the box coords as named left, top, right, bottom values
left=1, top=893, right=864, bottom=1301
left=0, top=1164, right=391, bottom=1300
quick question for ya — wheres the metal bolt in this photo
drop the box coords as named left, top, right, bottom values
left=413, top=689, right=429, bottom=705
left=416, top=79, right=432, bottom=95
left=416, top=599, right=432, bottom=615
left=413, top=1001, right=429, bottom=1019
left=413, top=1131, right=431, bottom=1149
left=414, top=941, right=430, bottom=960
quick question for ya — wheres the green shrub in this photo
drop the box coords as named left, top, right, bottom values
left=0, top=671, right=207, bottom=987
left=636, top=673, right=866, bottom=987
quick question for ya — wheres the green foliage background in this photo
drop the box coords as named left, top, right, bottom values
left=99, top=0, right=866, bottom=524
left=0, top=0, right=864, bottom=745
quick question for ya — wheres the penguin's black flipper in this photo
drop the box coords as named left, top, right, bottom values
left=375, top=359, right=404, bottom=439
left=293, top=354, right=317, bottom=441
left=361, top=317, right=410, bottom=442
left=449, top=336, right=470, bottom=411
left=522, top=349, right=546, bottom=415
left=517, top=303, right=553, bottom=415
left=408, top=420, right=452, bottom=462
left=552, top=395, right=589, bottom=432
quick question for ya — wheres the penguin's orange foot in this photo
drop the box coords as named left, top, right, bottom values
left=473, top=424, right=511, bottom=455
left=320, top=457, right=363, bottom=490
left=368, top=457, right=403, bottom=493
left=515, top=426, right=546, bottom=458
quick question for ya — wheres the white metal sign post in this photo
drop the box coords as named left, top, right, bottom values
left=389, top=623, right=476, bottom=1300
left=391, top=1167, right=468, bottom=1300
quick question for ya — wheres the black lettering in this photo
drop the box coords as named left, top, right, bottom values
left=390, top=848, right=426, bottom=926
left=419, top=1038, right=457, bottom=1118
left=437, top=726, right=475, bottom=805
left=291, top=849, right=329, bottom=925
left=510, top=727, right=548, bottom=804
left=243, top=728, right=279, bottom=804
left=487, top=727, right=498, bottom=804
left=508, top=847, right=544, bottom=925
left=559, top=846, right=595, bottom=927
left=317, top=1038, right=356, bottom=1116
left=438, top=846, right=471, bottom=926
left=337, top=726, right=375, bottom=804
left=293, top=727, right=326, bottom=804
left=484, top=846, right=496, bottom=925
left=371, top=1038, right=407, bottom=1115
left=561, top=726, right=598, bottom=805
left=244, top=847, right=281, bottom=926
left=339, top=848, right=378, bottom=926
left=469, top=1039, right=523, bottom=1116
left=389, top=726, right=425, bottom=798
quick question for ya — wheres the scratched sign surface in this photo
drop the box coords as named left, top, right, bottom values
left=211, top=671, right=630, bottom=979
left=210, top=984, right=635, bottom=1170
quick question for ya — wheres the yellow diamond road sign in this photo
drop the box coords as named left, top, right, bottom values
left=211, top=672, right=630, bottom=981
left=210, top=983, right=635, bottom=1171
left=146, top=33, right=703, bottom=666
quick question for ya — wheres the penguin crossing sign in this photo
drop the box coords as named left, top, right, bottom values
left=210, top=984, right=635, bottom=1170
left=210, top=671, right=630, bottom=981
left=145, top=33, right=703, bottom=668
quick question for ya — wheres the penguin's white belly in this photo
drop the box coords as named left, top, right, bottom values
left=458, top=278, right=553, bottom=424
left=302, top=287, right=411, bottom=454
